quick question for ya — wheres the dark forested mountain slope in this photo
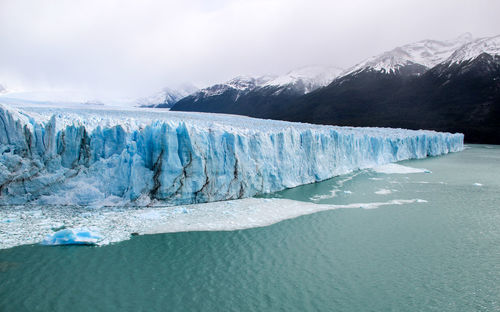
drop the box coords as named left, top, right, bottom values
left=171, top=66, right=343, bottom=117
left=277, top=53, right=500, bottom=143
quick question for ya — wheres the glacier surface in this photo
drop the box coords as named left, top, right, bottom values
left=0, top=104, right=463, bottom=206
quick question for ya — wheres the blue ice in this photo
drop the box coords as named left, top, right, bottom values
left=0, top=104, right=464, bottom=206
left=41, top=229, right=102, bottom=246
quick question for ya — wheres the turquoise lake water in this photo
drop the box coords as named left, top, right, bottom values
left=1, top=145, right=499, bottom=311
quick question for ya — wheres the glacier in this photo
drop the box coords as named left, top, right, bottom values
left=0, top=103, right=464, bottom=207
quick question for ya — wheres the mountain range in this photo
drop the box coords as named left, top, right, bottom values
left=170, top=33, right=500, bottom=143
left=162, top=65, right=343, bottom=117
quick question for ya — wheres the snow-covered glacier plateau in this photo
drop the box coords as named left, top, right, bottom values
left=0, top=104, right=464, bottom=207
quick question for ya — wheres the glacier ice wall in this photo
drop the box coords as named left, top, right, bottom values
left=0, top=104, right=464, bottom=206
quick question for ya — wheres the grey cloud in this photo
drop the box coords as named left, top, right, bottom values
left=0, top=0, right=499, bottom=98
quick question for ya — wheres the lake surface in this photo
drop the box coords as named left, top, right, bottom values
left=1, top=145, right=499, bottom=311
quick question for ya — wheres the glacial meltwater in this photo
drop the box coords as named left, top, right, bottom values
left=1, top=145, right=499, bottom=311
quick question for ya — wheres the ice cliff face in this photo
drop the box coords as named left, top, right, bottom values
left=0, top=104, right=464, bottom=206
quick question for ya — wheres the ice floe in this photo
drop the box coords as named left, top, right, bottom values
left=375, top=189, right=392, bottom=195
left=372, top=163, right=432, bottom=174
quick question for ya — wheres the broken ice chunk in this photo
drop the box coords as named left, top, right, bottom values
left=41, top=229, right=102, bottom=246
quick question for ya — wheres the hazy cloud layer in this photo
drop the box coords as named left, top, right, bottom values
left=1, top=0, right=499, bottom=98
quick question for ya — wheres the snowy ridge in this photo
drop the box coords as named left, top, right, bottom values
left=263, top=65, right=343, bottom=94
left=225, top=75, right=275, bottom=90
left=195, top=75, right=273, bottom=99
left=445, top=35, right=500, bottom=64
left=343, top=33, right=473, bottom=76
left=0, top=104, right=463, bottom=207
left=192, top=65, right=343, bottom=100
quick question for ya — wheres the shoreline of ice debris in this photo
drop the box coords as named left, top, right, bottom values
left=0, top=197, right=429, bottom=249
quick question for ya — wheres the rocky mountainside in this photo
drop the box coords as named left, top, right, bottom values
left=172, top=34, right=500, bottom=143
left=341, top=33, right=473, bottom=76
left=278, top=35, right=500, bottom=143
left=171, top=66, right=343, bottom=116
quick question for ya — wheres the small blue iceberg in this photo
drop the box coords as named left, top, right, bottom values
left=41, top=229, right=102, bottom=246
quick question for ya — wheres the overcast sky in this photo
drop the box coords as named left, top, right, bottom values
left=1, top=0, right=499, bottom=98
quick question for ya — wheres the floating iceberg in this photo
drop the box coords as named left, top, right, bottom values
left=375, top=189, right=392, bottom=195
left=41, top=229, right=102, bottom=246
left=0, top=104, right=463, bottom=206
left=372, top=163, right=432, bottom=174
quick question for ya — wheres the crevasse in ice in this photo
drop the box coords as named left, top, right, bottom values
left=0, top=104, right=464, bottom=206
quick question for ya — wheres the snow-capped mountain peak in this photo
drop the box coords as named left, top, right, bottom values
left=195, top=74, right=275, bottom=99
left=343, top=33, right=474, bottom=76
left=263, top=65, right=343, bottom=93
left=188, top=65, right=344, bottom=103
left=225, top=75, right=274, bottom=90
left=445, top=35, right=500, bottom=64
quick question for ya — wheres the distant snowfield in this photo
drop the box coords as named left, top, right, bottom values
left=0, top=197, right=428, bottom=249
left=0, top=90, right=139, bottom=108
